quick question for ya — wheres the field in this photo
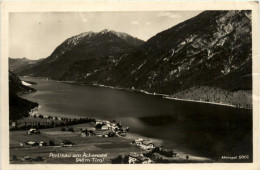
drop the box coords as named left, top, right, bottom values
left=10, top=123, right=144, bottom=164
left=10, top=122, right=213, bottom=164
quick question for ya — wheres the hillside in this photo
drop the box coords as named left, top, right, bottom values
left=9, top=57, right=43, bottom=73
left=17, top=30, right=144, bottom=79
left=9, top=71, right=38, bottom=121
left=62, top=11, right=251, bottom=88
left=60, top=11, right=252, bottom=107
left=9, top=71, right=36, bottom=94
left=16, top=11, right=252, bottom=108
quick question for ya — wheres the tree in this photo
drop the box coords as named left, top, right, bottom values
left=122, top=155, right=129, bottom=164
left=111, top=155, right=123, bottom=164
left=68, top=127, right=74, bottom=132
left=95, top=124, right=103, bottom=129
left=12, top=155, right=18, bottom=161
left=49, top=140, right=55, bottom=146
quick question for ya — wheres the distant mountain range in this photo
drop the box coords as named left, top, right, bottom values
left=9, top=57, right=43, bottom=73
left=15, top=11, right=252, bottom=107
left=17, top=29, right=144, bottom=79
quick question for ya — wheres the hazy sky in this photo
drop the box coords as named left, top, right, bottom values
left=9, top=11, right=202, bottom=60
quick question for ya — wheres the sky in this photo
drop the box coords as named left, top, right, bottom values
left=9, top=11, right=202, bottom=60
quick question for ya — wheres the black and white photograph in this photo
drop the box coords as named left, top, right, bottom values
left=1, top=1, right=259, bottom=169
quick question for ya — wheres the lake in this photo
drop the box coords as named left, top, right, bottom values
left=20, top=77, right=252, bottom=162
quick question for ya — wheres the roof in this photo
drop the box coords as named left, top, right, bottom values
left=159, top=147, right=173, bottom=153
left=96, top=120, right=110, bottom=124
left=94, top=130, right=111, bottom=135
left=86, top=127, right=96, bottom=131
left=129, top=152, right=142, bottom=158
left=142, top=140, right=154, bottom=145
left=135, top=138, right=144, bottom=142
left=101, top=124, right=110, bottom=128
left=26, top=141, right=36, bottom=145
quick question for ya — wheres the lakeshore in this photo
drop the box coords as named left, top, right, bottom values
left=10, top=120, right=212, bottom=163
left=15, top=77, right=253, bottom=162
left=10, top=104, right=213, bottom=164
left=22, top=76, right=252, bottom=110
left=163, top=96, right=236, bottom=108
left=58, top=79, right=251, bottom=110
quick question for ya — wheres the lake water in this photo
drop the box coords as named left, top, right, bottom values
left=21, top=77, right=252, bottom=162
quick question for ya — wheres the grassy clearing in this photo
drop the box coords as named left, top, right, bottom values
left=10, top=122, right=212, bottom=164
left=10, top=123, right=144, bottom=164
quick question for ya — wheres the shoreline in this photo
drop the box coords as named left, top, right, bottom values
left=18, top=76, right=248, bottom=163
left=21, top=76, right=251, bottom=110
left=124, top=132, right=212, bottom=162
left=23, top=108, right=212, bottom=162
left=59, top=79, right=250, bottom=110
left=163, top=96, right=236, bottom=108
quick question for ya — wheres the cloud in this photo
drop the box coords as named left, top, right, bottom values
left=131, top=21, right=140, bottom=25
left=158, top=12, right=182, bottom=18
left=146, top=22, right=152, bottom=25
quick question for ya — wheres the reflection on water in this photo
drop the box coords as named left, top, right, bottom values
left=20, top=78, right=252, bottom=161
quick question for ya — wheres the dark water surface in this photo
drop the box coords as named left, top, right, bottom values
left=21, top=78, right=252, bottom=162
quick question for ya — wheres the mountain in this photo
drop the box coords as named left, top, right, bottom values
left=16, top=11, right=252, bottom=107
left=17, top=30, right=144, bottom=79
left=9, top=71, right=38, bottom=121
left=62, top=11, right=252, bottom=92
left=9, top=57, right=43, bottom=73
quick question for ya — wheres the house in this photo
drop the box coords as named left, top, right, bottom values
left=81, top=132, right=87, bottom=137
left=11, top=122, right=17, bottom=127
left=141, top=140, right=155, bottom=150
left=101, top=124, right=110, bottom=130
left=133, top=138, right=155, bottom=150
left=61, top=140, right=74, bottom=147
left=116, top=131, right=126, bottom=137
left=27, top=128, right=41, bottom=135
left=80, top=129, right=94, bottom=137
left=39, top=141, right=47, bottom=146
left=140, top=157, right=152, bottom=164
left=21, top=156, right=33, bottom=161
left=128, top=152, right=152, bottom=164
left=128, top=153, right=142, bottom=164
left=155, top=146, right=177, bottom=157
left=95, top=120, right=110, bottom=125
left=25, top=141, right=39, bottom=147
left=134, top=138, right=144, bottom=146
left=34, top=156, right=44, bottom=162
left=111, top=125, right=119, bottom=131
left=111, top=122, right=117, bottom=127
left=86, top=127, right=96, bottom=131
left=94, top=129, right=112, bottom=137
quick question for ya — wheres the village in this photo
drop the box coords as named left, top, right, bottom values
left=10, top=111, right=203, bottom=164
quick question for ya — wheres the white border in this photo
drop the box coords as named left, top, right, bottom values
left=1, top=1, right=259, bottom=170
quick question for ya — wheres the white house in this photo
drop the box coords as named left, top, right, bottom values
left=101, top=124, right=110, bottom=130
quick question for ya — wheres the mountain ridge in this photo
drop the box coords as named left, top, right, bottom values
left=16, top=11, right=252, bottom=107
left=9, top=57, right=43, bottom=73
left=61, top=11, right=252, bottom=91
left=18, top=29, right=145, bottom=79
